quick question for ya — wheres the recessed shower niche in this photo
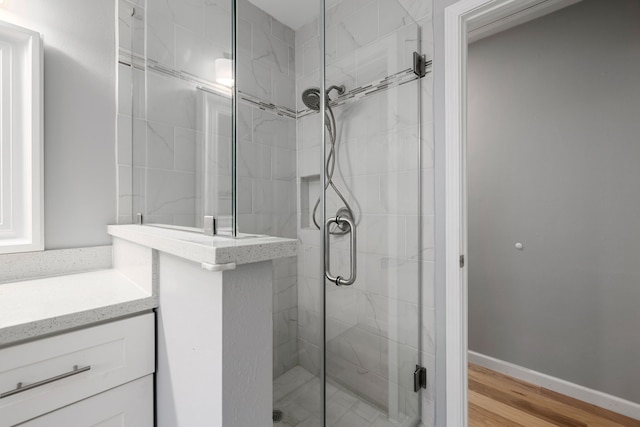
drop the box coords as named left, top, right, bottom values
left=300, top=174, right=320, bottom=229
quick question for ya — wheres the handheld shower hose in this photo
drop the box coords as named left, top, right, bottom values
left=301, top=85, right=355, bottom=234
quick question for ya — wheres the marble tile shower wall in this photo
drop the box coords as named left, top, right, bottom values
left=235, top=0, right=299, bottom=378
left=117, top=0, right=236, bottom=227
left=117, top=0, right=299, bottom=377
left=294, top=0, right=434, bottom=423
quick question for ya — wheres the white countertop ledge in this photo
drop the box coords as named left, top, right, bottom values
left=0, top=269, right=157, bottom=347
left=108, top=224, right=297, bottom=266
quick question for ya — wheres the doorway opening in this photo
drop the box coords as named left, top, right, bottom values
left=444, top=0, right=640, bottom=424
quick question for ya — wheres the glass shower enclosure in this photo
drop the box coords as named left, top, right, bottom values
left=119, top=0, right=425, bottom=424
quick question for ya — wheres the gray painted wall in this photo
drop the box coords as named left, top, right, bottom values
left=2, top=0, right=117, bottom=249
left=467, top=0, right=640, bottom=403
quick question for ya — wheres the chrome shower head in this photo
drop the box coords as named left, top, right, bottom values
left=301, top=85, right=346, bottom=111
left=301, top=87, right=322, bottom=111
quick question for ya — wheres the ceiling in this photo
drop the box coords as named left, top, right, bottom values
left=248, top=0, right=320, bottom=30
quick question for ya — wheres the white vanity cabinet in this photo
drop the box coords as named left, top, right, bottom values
left=18, top=376, right=153, bottom=427
left=0, top=314, right=155, bottom=427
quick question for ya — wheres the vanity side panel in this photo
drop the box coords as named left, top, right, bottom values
left=156, top=253, right=274, bottom=427
left=156, top=252, right=224, bottom=427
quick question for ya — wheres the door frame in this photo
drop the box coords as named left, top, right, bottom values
left=442, top=0, right=580, bottom=424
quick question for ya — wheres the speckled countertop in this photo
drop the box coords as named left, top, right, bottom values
left=0, top=270, right=157, bottom=347
left=0, top=227, right=295, bottom=347
left=108, top=224, right=298, bottom=266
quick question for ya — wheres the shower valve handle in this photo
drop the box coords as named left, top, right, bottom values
left=325, top=216, right=357, bottom=286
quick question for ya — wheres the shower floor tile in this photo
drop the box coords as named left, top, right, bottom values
left=273, top=366, right=412, bottom=427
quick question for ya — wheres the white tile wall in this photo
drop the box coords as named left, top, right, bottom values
left=118, top=0, right=235, bottom=228
left=234, top=0, right=300, bottom=378
left=398, top=0, right=433, bottom=24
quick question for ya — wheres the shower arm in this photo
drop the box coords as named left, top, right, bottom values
left=326, top=85, right=345, bottom=97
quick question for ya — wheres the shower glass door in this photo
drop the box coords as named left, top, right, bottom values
left=235, top=0, right=423, bottom=424
left=129, top=0, right=234, bottom=232
left=319, top=1, right=423, bottom=425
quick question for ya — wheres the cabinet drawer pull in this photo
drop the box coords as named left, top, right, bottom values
left=0, top=365, right=91, bottom=399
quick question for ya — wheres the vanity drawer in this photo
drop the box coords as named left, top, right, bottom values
left=0, top=313, right=155, bottom=427
left=17, top=375, right=153, bottom=427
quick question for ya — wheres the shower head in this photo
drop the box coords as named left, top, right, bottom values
left=301, top=85, right=346, bottom=111
left=301, top=87, right=322, bottom=111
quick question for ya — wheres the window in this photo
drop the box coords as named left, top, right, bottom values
left=0, top=21, right=43, bottom=254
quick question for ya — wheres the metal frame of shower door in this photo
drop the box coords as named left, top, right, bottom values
left=416, top=21, right=425, bottom=427
left=231, top=0, right=238, bottom=237
left=319, top=1, right=328, bottom=425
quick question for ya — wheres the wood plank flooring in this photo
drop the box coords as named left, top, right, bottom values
left=469, top=363, right=640, bottom=426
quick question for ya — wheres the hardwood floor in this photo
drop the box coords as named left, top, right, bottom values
left=468, top=363, right=640, bottom=426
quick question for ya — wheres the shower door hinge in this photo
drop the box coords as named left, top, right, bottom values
left=460, top=255, right=465, bottom=268
left=413, top=52, right=430, bottom=78
left=414, top=365, right=427, bottom=392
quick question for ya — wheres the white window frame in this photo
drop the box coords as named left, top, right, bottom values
left=0, top=21, right=43, bottom=254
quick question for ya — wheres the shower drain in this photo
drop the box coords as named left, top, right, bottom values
left=272, top=409, right=284, bottom=423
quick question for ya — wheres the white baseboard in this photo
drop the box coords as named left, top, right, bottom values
left=468, top=351, right=640, bottom=421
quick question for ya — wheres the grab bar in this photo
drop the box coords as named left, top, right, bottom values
left=325, top=215, right=357, bottom=286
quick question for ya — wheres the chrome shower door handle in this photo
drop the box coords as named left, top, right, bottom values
left=325, top=216, right=357, bottom=286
